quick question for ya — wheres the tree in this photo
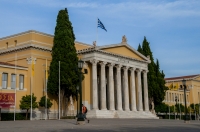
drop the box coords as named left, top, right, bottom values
left=47, top=8, right=79, bottom=115
left=137, top=37, right=168, bottom=107
left=39, top=96, right=53, bottom=119
left=190, top=103, right=200, bottom=117
left=19, top=94, right=38, bottom=120
left=155, top=103, right=169, bottom=113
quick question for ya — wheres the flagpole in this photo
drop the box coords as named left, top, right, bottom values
left=14, top=52, right=17, bottom=121
left=96, top=17, right=98, bottom=45
left=31, top=77, right=32, bottom=121
left=179, top=98, right=181, bottom=120
left=169, top=106, right=170, bottom=119
left=30, top=57, right=33, bottom=121
left=59, top=61, right=60, bottom=120
left=174, top=105, right=176, bottom=120
left=45, top=59, right=47, bottom=120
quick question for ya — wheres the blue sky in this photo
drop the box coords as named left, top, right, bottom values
left=0, top=0, right=200, bottom=78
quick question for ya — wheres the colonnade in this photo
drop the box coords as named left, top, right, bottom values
left=89, top=59, right=149, bottom=112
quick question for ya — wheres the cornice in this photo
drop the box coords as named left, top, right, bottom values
left=77, top=47, right=149, bottom=64
left=0, top=65, right=28, bottom=70
left=98, top=43, right=150, bottom=62
left=0, top=30, right=53, bottom=41
left=0, top=44, right=52, bottom=55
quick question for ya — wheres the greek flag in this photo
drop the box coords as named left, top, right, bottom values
left=98, top=18, right=107, bottom=32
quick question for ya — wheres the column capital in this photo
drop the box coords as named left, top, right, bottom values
left=27, top=57, right=37, bottom=64
left=129, top=67, right=136, bottom=71
left=136, top=68, right=141, bottom=72
left=90, top=59, right=99, bottom=65
left=122, top=66, right=129, bottom=71
left=115, top=64, right=122, bottom=69
left=142, top=69, right=149, bottom=73
left=99, top=61, right=107, bottom=66
left=108, top=63, right=115, bottom=67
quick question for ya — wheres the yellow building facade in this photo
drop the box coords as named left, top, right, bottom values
left=164, top=75, right=200, bottom=107
left=0, top=30, right=157, bottom=119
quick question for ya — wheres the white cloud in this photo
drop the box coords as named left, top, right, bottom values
left=11, top=0, right=200, bottom=18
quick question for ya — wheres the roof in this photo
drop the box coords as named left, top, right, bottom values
left=0, top=61, right=27, bottom=68
left=77, top=46, right=150, bottom=64
left=98, top=43, right=149, bottom=61
left=165, top=74, right=200, bottom=81
left=0, top=30, right=53, bottom=41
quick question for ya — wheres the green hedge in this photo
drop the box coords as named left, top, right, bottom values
left=1, top=113, right=30, bottom=121
left=61, top=116, right=76, bottom=119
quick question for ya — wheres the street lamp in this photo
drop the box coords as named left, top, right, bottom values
left=76, top=85, right=79, bottom=118
left=182, top=79, right=189, bottom=123
left=77, top=59, right=85, bottom=124
left=175, top=96, right=179, bottom=119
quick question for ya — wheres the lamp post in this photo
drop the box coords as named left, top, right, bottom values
left=175, top=96, right=179, bottom=119
left=182, top=79, right=189, bottom=123
left=76, top=85, right=79, bottom=117
left=77, top=59, right=85, bottom=123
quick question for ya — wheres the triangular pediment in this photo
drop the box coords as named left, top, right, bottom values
left=98, top=43, right=149, bottom=61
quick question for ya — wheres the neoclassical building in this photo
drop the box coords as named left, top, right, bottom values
left=0, top=30, right=157, bottom=119
left=164, top=75, right=200, bottom=107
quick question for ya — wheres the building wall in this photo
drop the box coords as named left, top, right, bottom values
left=164, top=78, right=200, bottom=107
left=0, top=30, right=149, bottom=119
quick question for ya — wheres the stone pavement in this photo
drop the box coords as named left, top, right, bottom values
left=0, top=119, right=200, bottom=132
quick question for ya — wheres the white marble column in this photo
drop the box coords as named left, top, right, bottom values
left=130, top=68, right=137, bottom=111
left=123, top=66, right=130, bottom=111
left=116, top=64, right=122, bottom=110
left=137, top=69, right=143, bottom=111
left=100, top=61, right=107, bottom=110
left=143, top=70, right=149, bottom=111
left=90, top=59, right=99, bottom=110
left=108, top=63, right=115, bottom=110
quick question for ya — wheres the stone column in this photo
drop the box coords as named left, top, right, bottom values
left=116, top=64, right=122, bottom=110
left=100, top=61, right=107, bottom=110
left=137, top=69, right=143, bottom=111
left=130, top=68, right=137, bottom=111
left=123, top=66, right=130, bottom=111
left=108, top=63, right=115, bottom=110
left=90, top=59, right=99, bottom=110
left=143, top=70, right=149, bottom=111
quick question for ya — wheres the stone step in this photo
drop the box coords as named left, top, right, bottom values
left=86, top=110, right=158, bottom=119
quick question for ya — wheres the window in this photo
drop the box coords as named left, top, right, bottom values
left=11, top=74, right=16, bottom=89
left=2, top=73, right=8, bottom=89
left=6, top=42, right=8, bottom=49
left=19, top=74, right=24, bottom=90
left=14, top=40, right=17, bottom=47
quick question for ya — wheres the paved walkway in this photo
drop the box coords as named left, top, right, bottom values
left=0, top=119, right=200, bottom=132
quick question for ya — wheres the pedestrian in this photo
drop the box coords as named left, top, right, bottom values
left=82, top=104, right=89, bottom=123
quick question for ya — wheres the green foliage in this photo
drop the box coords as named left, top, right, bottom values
left=175, top=103, right=185, bottom=113
left=189, top=103, right=200, bottom=114
left=155, top=103, right=169, bottom=113
left=39, top=96, right=53, bottom=109
left=47, top=8, right=79, bottom=98
left=1, top=113, right=29, bottom=121
left=19, top=94, right=38, bottom=120
left=137, top=37, right=168, bottom=106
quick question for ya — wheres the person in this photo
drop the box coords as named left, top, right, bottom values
left=82, top=104, right=89, bottom=123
